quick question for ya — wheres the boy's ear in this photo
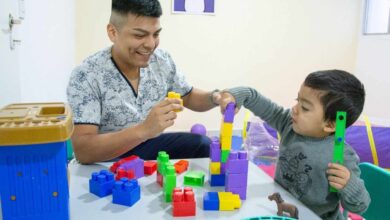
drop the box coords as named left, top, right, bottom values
left=323, top=120, right=336, bottom=133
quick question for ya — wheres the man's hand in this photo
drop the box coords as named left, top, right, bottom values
left=327, top=163, right=351, bottom=190
left=213, top=91, right=238, bottom=114
left=139, top=98, right=183, bottom=140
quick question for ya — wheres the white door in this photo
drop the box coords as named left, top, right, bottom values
left=0, top=0, right=22, bottom=108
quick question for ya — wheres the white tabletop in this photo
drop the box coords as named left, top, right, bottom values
left=66, top=158, right=320, bottom=220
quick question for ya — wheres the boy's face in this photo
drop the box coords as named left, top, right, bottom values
left=291, top=84, right=334, bottom=138
left=108, top=13, right=162, bottom=68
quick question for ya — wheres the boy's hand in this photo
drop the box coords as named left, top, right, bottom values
left=213, top=91, right=237, bottom=114
left=327, top=163, right=351, bottom=190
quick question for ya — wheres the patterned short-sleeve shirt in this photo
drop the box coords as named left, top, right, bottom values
left=67, top=47, right=192, bottom=133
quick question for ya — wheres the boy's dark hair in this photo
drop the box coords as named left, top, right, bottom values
left=112, top=0, right=162, bottom=17
left=304, top=70, right=365, bottom=128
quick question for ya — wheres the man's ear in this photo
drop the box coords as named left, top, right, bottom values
left=107, top=23, right=117, bottom=43
left=323, top=120, right=335, bottom=133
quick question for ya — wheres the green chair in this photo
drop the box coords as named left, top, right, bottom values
left=359, top=162, right=390, bottom=220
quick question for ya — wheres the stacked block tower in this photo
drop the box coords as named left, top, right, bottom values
left=0, top=103, right=73, bottom=220
left=209, top=102, right=236, bottom=186
left=209, top=102, right=249, bottom=200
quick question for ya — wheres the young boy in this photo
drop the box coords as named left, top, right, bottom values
left=217, top=70, right=370, bottom=220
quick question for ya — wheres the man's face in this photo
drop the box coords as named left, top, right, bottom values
left=291, top=84, right=332, bottom=138
left=110, top=13, right=161, bottom=68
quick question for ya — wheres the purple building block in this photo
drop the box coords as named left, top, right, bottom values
left=174, top=0, right=185, bottom=11
left=220, top=162, right=227, bottom=174
left=225, top=173, right=248, bottom=188
left=224, top=102, right=236, bottom=123
left=112, top=178, right=141, bottom=207
left=226, top=151, right=248, bottom=174
left=119, top=158, right=144, bottom=178
left=210, top=139, right=221, bottom=162
left=89, top=170, right=115, bottom=197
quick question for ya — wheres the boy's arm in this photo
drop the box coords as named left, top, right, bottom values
left=338, top=146, right=371, bottom=214
left=224, top=87, right=291, bottom=133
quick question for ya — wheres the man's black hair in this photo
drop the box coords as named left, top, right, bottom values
left=112, top=0, right=162, bottom=17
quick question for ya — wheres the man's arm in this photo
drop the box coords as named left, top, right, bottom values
left=72, top=98, right=182, bottom=164
left=182, top=88, right=219, bottom=111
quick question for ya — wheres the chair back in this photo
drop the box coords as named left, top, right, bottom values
left=359, top=162, right=390, bottom=220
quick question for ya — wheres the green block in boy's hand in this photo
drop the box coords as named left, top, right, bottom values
left=330, top=111, right=346, bottom=192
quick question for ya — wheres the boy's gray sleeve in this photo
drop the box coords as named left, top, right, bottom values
left=226, top=87, right=291, bottom=133
left=339, top=146, right=371, bottom=214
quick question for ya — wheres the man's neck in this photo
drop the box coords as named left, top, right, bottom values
left=111, top=48, right=140, bottom=80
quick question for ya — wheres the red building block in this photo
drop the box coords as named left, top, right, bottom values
left=157, top=171, right=163, bottom=187
left=144, top=161, right=157, bottom=175
left=115, top=168, right=135, bottom=180
left=172, top=187, right=196, bottom=217
left=174, top=160, right=189, bottom=174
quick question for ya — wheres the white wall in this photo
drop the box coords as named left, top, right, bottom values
left=18, top=0, right=75, bottom=103
left=355, top=35, right=390, bottom=118
left=76, top=0, right=362, bottom=131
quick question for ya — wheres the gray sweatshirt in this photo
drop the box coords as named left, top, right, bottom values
left=227, top=87, right=370, bottom=220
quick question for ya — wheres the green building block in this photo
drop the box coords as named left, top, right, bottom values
left=330, top=111, right=346, bottom=192
left=163, top=165, right=176, bottom=202
left=184, top=171, right=205, bottom=187
left=221, top=150, right=230, bottom=163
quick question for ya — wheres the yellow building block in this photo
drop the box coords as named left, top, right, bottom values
left=209, top=162, right=221, bottom=175
left=218, top=192, right=241, bottom=211
left=220, top=121, right=233, bottom=137
left=167, top=91, right=183, bottom=112
left=220, top=135, right=232, bottom=150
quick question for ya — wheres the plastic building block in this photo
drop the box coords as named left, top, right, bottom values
left=209, top=162, right=221, bottom=175
left=225, top=151, right=249, bottom=200
left=268, top=192, right=299, bottom=219
left=144, top=161, right=157, bottom=175
left=221, top=150, right=230, bottom=163
left=210, top=174, right=225, bottom=186
left=210, top=139, right=221, bottom=162
left=174, top=160, right=189, bottom=174
left=115, top=168, right=135, bottom=180
left=163, top=165, right=177, bottom=202
left=89, top=170, right=115, bottom=197
left=224, top=102, right=236, bottom=123
left=157, top=171, right=163, bottom=187
left=119, top=157, right=144, bottom=179
left=112, top=178, right=141, bottom=207
left=110, top=155, right=138, bottom=173
left=226, top=151, right=249, bottom=174
left=330, top=111, right=346, bottom=192
left=220, top=122, right=233, bottom=140
left=184, top=171, right=205, bottom=187
left=218, top=192, right=241, bottom=211
left=167, top=91, right=183, bottom=112
left=203, top=192, right=219, bottom=210
left=172, top=187, right=196, bottom=217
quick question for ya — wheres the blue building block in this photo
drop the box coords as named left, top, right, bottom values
left=89, top=170, right=115, bottom=197
left=203, top=192, right=219, bottom=210
left=112, top=178, right=141, bottom=207
left=210, top=174, right=225, bottom=186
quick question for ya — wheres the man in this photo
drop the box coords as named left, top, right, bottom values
left=67, top=0, right=221, bottom=164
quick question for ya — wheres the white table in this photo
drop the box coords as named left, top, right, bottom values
left=66, top=158, right=320, bottom=220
